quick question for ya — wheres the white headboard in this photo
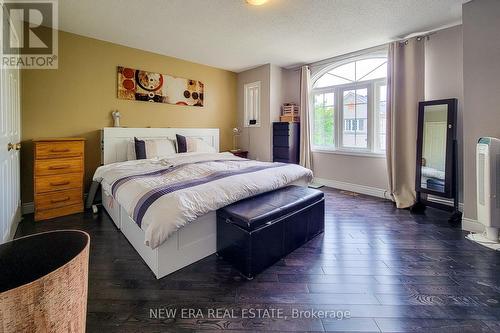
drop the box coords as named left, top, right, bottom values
left=101, top=127, right=220, bottom=165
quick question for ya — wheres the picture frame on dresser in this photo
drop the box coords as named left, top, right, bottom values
left=33, top=138, right=85, bottom=221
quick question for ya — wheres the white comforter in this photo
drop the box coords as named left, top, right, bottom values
left=421, top=166, right=445, bottom=180
left=93, top=152, right=313, bottom=249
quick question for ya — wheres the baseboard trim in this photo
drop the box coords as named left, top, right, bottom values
left=315, top=177, right=476, bottom=230
left=314, top=177, right=390, bottom=200
left=426, top=195, right=464, bottom=212
left=462, top=217, right=483, bottom=233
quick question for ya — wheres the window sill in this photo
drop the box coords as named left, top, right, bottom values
left=312, top=148, right=386, bottom=158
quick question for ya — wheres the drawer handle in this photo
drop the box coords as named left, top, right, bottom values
left=51, top=197, right=70, bottom=203
left=50, top=181, right=70, bottom=186
left=50, top=148, right=70, bottom=153
left=48, top=165, right=70, bottom=170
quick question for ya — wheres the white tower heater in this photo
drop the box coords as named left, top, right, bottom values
left=476, top=137, right=500, bottom=241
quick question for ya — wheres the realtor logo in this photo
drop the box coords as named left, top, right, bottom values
left=1, top=0, right=58, bottom=69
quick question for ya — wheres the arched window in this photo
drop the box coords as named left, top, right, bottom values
left=311, top=53, right=387, bottom=154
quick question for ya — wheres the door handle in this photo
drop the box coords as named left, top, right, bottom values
left=7, top=142, right=21, bottom=151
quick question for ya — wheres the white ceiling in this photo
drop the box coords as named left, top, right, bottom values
left=58, top=0, right=465, bottom=72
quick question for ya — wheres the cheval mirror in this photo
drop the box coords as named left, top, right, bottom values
left=412, top=98, right=462, bottom=224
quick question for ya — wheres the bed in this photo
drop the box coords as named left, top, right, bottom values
left=421, top=166, right=446, bottom=192
left=96, top=127, right=312, bottom=279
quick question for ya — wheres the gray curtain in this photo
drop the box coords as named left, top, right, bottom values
left=299, top=66, right=313, bottom=169
left=386, top=38, right=425, bottom=208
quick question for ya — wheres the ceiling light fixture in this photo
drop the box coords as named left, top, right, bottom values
left=246, top=0, right=269, bottom=6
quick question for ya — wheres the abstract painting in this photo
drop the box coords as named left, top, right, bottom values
left=117, top=66, right=204, bottom=107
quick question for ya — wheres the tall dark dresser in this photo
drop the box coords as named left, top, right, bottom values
left=272, top=122, right=300, bottom=164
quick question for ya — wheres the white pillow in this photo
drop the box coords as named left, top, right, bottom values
left=126, top=140, right=136, bottom=160
left=187, top=137, right=216, bottom=153
left=143, top=138, right=177, bottom=158
left=126, top=137, right=177, bottom=160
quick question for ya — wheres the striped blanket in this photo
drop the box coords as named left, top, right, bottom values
left=93, top=152, right=313, bottom=249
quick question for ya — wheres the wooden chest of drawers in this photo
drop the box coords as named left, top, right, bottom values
left=33, top=138, right=85, bottom=221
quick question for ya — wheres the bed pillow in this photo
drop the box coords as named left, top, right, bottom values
left=134, top=137, right=176, bottom=159
left=187, top=137, right=216, bottom=153
left=134, top=137, right=147, bottom=159
left=176, top=134, right=216, bottom=153
left=126, top=140, right=136, bottom=160
left=176, top=134, right=187, bottom=153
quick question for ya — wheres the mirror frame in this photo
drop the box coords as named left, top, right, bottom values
left=415, top=98, right=457, bottom=198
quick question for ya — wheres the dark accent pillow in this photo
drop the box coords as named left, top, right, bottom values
left=176, top=134, right=187, bottom=153
left=134, top=137, right=146, bottom=159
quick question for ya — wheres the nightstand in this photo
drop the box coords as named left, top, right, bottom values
left=230, top=150, right=248, bottom=159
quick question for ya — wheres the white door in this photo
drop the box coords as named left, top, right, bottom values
left=0, top=19, right=21, bottom=243
left=423, top=122, right=447, bottom=171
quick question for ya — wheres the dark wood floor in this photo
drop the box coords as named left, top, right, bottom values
left=15, top=187, right=500, bottom=332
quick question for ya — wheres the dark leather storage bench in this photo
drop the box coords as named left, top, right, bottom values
left=216, top=185, right=324, bottom=279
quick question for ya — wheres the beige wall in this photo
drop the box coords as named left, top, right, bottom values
left=282, top=69, right=300, bottom=105
left=281, top=67, right=390, bottom=191
left=21, top=30, right=237, bottom=203
left=280, top=25, right=466, bottom=194
left=312, top=153, right=388, bottom=189
left=462, top=0, right=500, bottom=220
left=270, top=65, right=283, bottom=124
left=424, top=25, right=464, bottom=202
left=237, top=64, right=272, bottom=161
left=236, top=64, right=285, bottom=162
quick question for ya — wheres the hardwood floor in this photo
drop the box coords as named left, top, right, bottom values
left=15, top=187, right=500, bottom=332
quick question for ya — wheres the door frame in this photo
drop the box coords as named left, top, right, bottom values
left=0, top=9, right=22, bottom=243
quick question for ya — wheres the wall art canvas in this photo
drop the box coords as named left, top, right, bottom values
left=117, top=66, right=204, bottom=107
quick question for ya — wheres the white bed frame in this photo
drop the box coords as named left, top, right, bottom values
left=100, top=127, right=220, bottom=279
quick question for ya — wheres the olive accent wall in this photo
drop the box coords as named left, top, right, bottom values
left=21, top=31, right=237, bottom=204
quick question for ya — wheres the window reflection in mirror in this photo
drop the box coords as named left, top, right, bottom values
left=420, top=104, right=448, bottom=193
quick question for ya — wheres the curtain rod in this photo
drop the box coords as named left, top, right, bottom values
left=290, top=26, right=451, bottom=72
left=287, top=22, right=461, bottom=72
left=397, top=31, right=436, bottom=45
